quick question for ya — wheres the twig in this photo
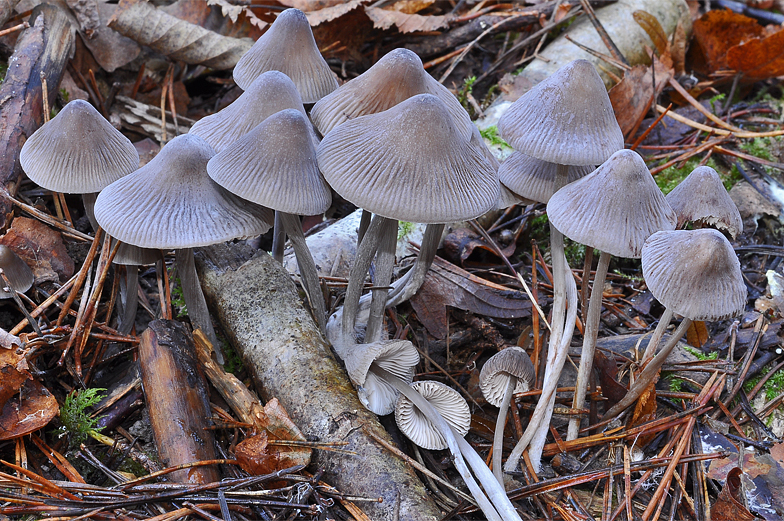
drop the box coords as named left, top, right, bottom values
left=577, top=0, right=628, bottom=66
left=655, top=104, right=784, bottom=138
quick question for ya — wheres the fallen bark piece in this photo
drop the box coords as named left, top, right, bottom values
left=196, top=243, right=441, bottom=521
left=138, top=319, right=219, bottom=484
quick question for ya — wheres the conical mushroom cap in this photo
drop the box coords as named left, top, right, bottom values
left=498, top=59, right=623, bottom=166
left=317, top=93, right=500, bottom=223
left=641, top=229, right=746, bottom=321
left=0, top=246, right=33, bottom=298
left=233, top=8, right=338, bottom=102
left=311, top=48, right=473, bottom=139
left=190, top=71, right=308, bottom=153
left=498, top=151, right=593, bottom=204
left=20, top=99, right=139, bottom=193
left=343, top=340, right=419, bottom=416
left=207, top=109, right=330, bottom=216
left=94, top=134, right=273, bottom=249
left=395, top=380, right=471, bottom=450
left=479, top=347, right=535, bottom=407
left=548, top=149, right=677, bottom=258
left=666, top=166, right=743, bottom=239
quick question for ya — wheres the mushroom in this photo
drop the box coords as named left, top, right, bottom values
left=546, top=149, right=677, bottom=440
left=0, top=245, right=39, bottom=335
left=602, top=229, right=746, bottom=420
left=497, top=151, right=593, bottom=204
left=232, top=8, right=338, bottom=103
left=207, top=109, right=331, bottom=331
left=479, top=346, right=535, bottom=485
left=94, top=134, right=273, bottom=356
left=497, top=59, right=623, bottom=472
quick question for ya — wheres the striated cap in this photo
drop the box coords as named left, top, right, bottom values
left=395, top=380, right=470, bottom=450
left=20, top=100, right=139, bottom=193
left=666, top=166, right=743, bottom=239
left=479, top=347, right=535, bottom=407
left=343, top=340, right=419, bottom=415
left=190, top=71, right=308, bottom=153
left=641, top=229, right=746, bottom=321
left=498, top=151, right=593, bottom=204
left=207, top=109, right=331, bottom=216
left=233, top=8, right=338, bottom=102
left=317, top=93, right=499, bottom=223
left=0, top=246, right=33, bottom=299
left=311, top=48, right=472, bottom=139
left=497, top=59, right=623, bottom=166
left=94, top=134, right=273, bottom=249
left=547, top=149, right=677, bottom=258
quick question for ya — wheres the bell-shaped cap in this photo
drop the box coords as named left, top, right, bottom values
left=548, top=149, right=677, bottom=258
left=395, top=380, right=470, bottom=450
left=207, top=109, right=330, bottom=216
left=317, top=93, right=500, bottom=223
left=311, top=48, right=472, bottom=139
left=190, top=71, right=308, bottom=153
left=666, top=166, right=743, bottom=239
left=498, top=151, right=593, bottom=204
left=343, top=340, right=419, bottom=416
left=0, top=246, right=33, bottom=299
left=498, top=59, right=623, bottom=166
left=94, top=134, right=273, bottom=249
left=233, top=8, right=338, bottom=102
left=479, top=347, right=535, bottom=407
left=20, top=100, right=139, bottom=193
left=641, top=229, right=746, bottom=321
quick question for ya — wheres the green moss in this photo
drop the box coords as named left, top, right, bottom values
left=739, top=137, right=776, bottom=162
left=58, top=388, right=106, bottom=446
left=654, top=157, right=736, bottom=194
left=0, top=62, right=6, bottom=84
left=221, top=337, right=244, bottom=375
left=457, top=75, right=477, bottom=115
left=744, top=365, right=784, bottom=401
left=682, top=345, right=718, bottom=361
left=664, top=374, right=685, bottom=392
left=480, top=126, right=513, bottom=150
left=564, top=238, right=586, bottom=267
left=398, top=221, right=414, bottom=240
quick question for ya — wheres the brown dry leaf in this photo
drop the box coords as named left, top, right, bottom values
left=686, top=320, right=709, bottom=347
left=65, top=0, right=100, bottom=37
left=409, top=256, right=533, bottom=338
left=691, top=9, right=763, bottom=73
left=633, top=10, right=668, bottom=57
left=0, top=348, right=30, bottom=410
left=671, top=21, right=688, bottom=75
left=260, top=398, right=307, bottom=444
left=0, top=328, right=20, bottom=350
left=389, top=0, right=435, bottom=14
left=364, top=6, right=451, bottom=33
left=713, top=467, right=755, bottom=521
left=726, top=27, right=784, bottom=80
left=626, top=382, right=656, bottom=446
left=594, top=350, right=628, bottom=408
left=81, top=2, right=141, bottom=73
left=0, top=379, right=58, bottom=441
left=298, top=0, right=368, bottom=26
left=609, top=56, right=673, bottom=137
left=235, top=430, right=311, bottom=477
left=0, top=217, right=74, bottom=284
left=442, top=228, right=515, bottom=266
left=108, top=0, right=253, bottom=70
left=277, top=0, right=346, bottom=10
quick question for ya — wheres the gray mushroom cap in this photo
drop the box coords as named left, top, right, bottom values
left=311, top=48, right=473, bottom=139
left=0, top=246, right=33, bottom=298
left=641, top=229, right=746, bottom=321
left=547, top=149, right=677, bottom=258
left=498, top=151, right=593, bottom=204
left=665, top=166, right=743, bottom=239
left=317, top=93, right=500, bottom=223
left=189, top=71, right=308, bottom=153
left=497, top=59, right=623, bottom=166
left=343, top=340, right=419, bottom=416
left=20, top=99, right=139, bottom=193
left=233, top=8, right=338, bottom=102
left=94, top=134, right=273, bottom=249
left=395, top=380, right=471, bottom=450
left=479, top=347, right=535, bottom=407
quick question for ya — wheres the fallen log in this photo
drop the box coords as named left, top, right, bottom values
left=196, top=243, right=441, bottom=521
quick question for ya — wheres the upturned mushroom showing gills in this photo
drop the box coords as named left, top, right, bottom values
left=94, top=134, right=273, bottom=357
left=317, top=93, right=499, bottom=357
left=602, top=229, right=746, bottom=420
left=232, top=8, right=337, bottom=103
left=547, top=149, right=677, bottom=440
left=0, top=245, right=34, bottom=299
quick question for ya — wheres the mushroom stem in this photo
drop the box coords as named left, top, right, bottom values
left=493, top=375, right=517, bottom=485
left=175, top=248, right=221, bottom=362
left=567, top=249, right=611, bottom=441
left=271, top=211, right=286, bottom=263
left=118, top=265, right=139, bottom=335
left=642, top=307, right=674, bottom=362
left=357, top=209, right=372, bottom=246
left=278, top=212, right=326, bottom=332
left=371, top=366, right=510, bottom=521
left=364, top=217, right=398, bottom=343
left=602, top=317, right=692, bottom=421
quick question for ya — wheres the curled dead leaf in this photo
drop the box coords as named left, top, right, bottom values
left=364, top=6, right=451, bottom=33
left=726, top=27, right=784, bottom=80
left=0, top=379, right=58, bottom=441
left=691, top=9, right=763, bottom=73
left=235, top=430, right=311, bottom=478
left=713, top=467, right=755, bottom=521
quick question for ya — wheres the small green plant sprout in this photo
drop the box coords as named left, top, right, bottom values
left=169, top=269, right=188, bottom=318
left=58, top=388, right=106, bottom=445
left=398, top=221, right=414, bottom=241
left=479, top=126, right=513, bottom=151
left=457, top=75, right=477, bottom=112
left=682, top=345, right=718, bottom=361
left=709, top=93, right=726, bottom=115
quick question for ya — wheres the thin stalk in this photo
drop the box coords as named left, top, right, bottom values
left=357, top=209, right=372, bottom=246
left=567, top=250, right=610, bottom=441
left=279, top=212, right=326, bottom=332
left=117, top=266, right=138, bottom=335
left=642, top=308, right=673, bottom=362
left=493, top=376, right=517, bottom=485
left=176, top=248, right=221, bottom=362
left=271, top=211, right=285, bottom=263
left=364, top=218, right=397, bottom=343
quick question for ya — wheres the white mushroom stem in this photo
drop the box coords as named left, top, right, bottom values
left=364, top=218, right=398, bottom=343
left=642, top=307, right=674, bottom=362
left=602, top=317, right=692, bottom=420
left=567, top=249, right=611, bottom=441
left=271, top=211, right=286, bottom=263
left=493, top=375, right=517, bottom=485
left=176, top=248, right=221, bottom=360
left=372, top=366, right=519, bottom=521
left=278, top=212, right=326, bottom=332
left=357, top=209, right=372, bottom=246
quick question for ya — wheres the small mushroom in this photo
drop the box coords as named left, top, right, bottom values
left=0, top=245, right=34, bottom=299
